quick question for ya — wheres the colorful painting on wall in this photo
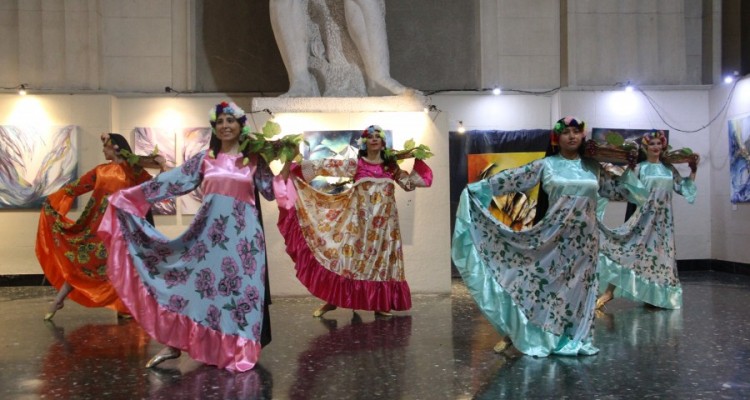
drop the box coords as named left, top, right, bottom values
left=466, top=151, right=545, bottom=230
left=0, top=125, right=78, bottom=208
left=134, top=127, right=177, bottom=215
left=728, top=116, right=750, bottom=203
left=301, top=129, right=392, bottom=193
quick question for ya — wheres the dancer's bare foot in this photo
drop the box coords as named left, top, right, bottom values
left=312, top=303, right=337, bottom=318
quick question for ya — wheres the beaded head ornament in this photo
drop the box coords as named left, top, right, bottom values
left=551, top=116, right=585, bottom=148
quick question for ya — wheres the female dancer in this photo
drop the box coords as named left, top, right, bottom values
left=597, top=130, right=698, bottom=309
left=452, top=116, right=647, bottom=356
left=37, top=133, right=158, bottom=320
left=274, top=125, right=432, bottom=317
left=99, top=101, right=275, bottom=371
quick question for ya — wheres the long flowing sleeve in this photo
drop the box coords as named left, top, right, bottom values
left=109, top=151, right=207, bottom=218
left=467, top=159, right=545, bottom=209
left=394, top=159, right=433, bottom=192
left=46, top=167, right=97, bottom=215
left=668, top=165, right=697, bottom=204
left=254, top=157, right=275, bottom=202
left=597, top=166, right=648, bottom=206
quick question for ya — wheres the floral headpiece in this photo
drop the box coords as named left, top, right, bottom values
left=208, top=101, right=256, bottom=161
left=641, top=130, right=667, bottom=149
left=356, top=125, right=386, bottom=150
left=551, top=116, right=585, bottom=148
left=102, top=133, right=141, bottom=167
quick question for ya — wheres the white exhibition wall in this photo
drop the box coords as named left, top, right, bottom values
left=1, top=86, right=746, bottom=295
left=433, top=88, right=713, bottom=261
left=709, top=79, right=750, bottom=263
left=0, top=94, right=452, bottom=296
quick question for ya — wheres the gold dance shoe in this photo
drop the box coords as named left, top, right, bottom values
left=44, top=302, right=64, bottom=321
left=595, top=293, right=613, bottom=310
left=145, top=348, right=181, bottom=369
left=312, top=304, right=337, bottom=317
left=493, top=337, right=512, bottom=354
left=374, top=311, right=393, bottom=318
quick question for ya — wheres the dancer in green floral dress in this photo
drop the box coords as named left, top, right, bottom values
left=452, top=116, right=648, bottom=357
left=596, top=130, right=698, bottom=309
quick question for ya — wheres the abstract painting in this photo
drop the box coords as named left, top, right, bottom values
left=728, top=116, right=750, bottom=203
left=134, top=127, right=177, bottom=215
left=0, top=125, right=78, bottom=208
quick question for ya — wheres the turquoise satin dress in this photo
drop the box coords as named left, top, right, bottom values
left=452, top=155, right=647, bottom=356
left=598, top=161, right=697, bottom=309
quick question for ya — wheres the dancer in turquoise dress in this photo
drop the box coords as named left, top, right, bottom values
left=452, top=116, right=648, bottom=357
left=596, top=130, right=698, bottom=309
left=99, top=102, right=275, bottom=371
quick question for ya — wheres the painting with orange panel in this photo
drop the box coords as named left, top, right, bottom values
left=467, top=152, right=545, bottom=231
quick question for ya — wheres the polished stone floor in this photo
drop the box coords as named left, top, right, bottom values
left=1, top=271, right=749, bottom=399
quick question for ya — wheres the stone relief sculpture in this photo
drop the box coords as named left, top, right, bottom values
left=270, top=0, right=411, bottom=97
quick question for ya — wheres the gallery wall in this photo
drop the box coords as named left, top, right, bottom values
left=3, top=82, right=748, bottom=291
left=0, top=94, right=452, bottom=296
left=709, top=78, right=750, bottom=264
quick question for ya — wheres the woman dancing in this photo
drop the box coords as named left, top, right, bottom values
left=452, top=116, right=647, bottom=356
left=275, top=125, right=433, bottom=317
left=597, top=130, right=698, bottom=309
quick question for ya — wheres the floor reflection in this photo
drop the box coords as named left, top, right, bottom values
left=39, top=320, right=150, bottom=399
left=146, top=364, right=273, bottom=400
left=289, top=313, right=412, bottom=399
left=1, top=272, right=750, bottom=399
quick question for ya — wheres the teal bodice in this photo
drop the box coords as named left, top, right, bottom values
left=542, top=155, right=599, bottom=203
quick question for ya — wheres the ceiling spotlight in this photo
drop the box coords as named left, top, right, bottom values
left=724, top=71, right=740, bottom=84
left=492, top=87, right=502, bottom=96
left=457, top=121, right=466, bottom=134
left=625, top=84, right=634, bottom=92
left=18, top=84, right=27, bottom=96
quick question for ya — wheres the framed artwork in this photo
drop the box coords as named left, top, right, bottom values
left=301, top=129, right=393, bottom=194
left=0, top=125, right=78, bottom=208
left=134, top=127, right=177, bottom=215
left=728, top=116, right=750, bottom=203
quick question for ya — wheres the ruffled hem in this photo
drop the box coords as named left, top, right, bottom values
left=98, top=204, right=260, bottom=371
left=452, top=187, right=598, bottom=357
left=36, top=204, right=128, bottom=313
left=597, top=254, right=682, bottom=309
left=277, top=206, right=411, bottom=312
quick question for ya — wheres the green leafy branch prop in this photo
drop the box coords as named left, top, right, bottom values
left=383, top=139, right=434, bottom=164
left=243, top=121, right=302, bottom=164
left=118, top=145, right=164, bottom=169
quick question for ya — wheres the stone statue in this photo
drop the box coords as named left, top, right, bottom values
left=270, top=0, right=411, bottom=97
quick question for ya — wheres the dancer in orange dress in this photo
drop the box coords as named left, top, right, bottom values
left=37, top=133, right=161, bottom=320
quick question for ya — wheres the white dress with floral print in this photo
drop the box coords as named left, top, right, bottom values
left=598, top=161, right=697, bottom=309
left=452, top=155, right=647, bottom=356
